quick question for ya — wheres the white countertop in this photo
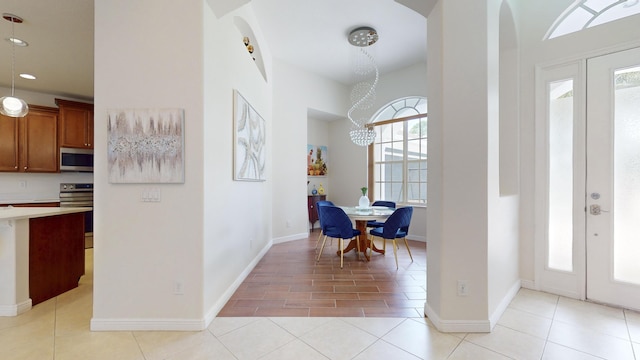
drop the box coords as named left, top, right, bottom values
left=0, top=207, right=92, bottom=221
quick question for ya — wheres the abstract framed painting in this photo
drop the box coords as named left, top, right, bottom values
left=233, top=90, right=266, bottom=181
left=107, top=108, right=185, bottom=183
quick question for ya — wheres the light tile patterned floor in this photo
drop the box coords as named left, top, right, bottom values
left=1, top=244, right=639, bottom=359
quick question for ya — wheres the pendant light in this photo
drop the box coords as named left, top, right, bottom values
left=347, top=26, right=378, bottom=146
left=0, top=13, right=28, bottom=117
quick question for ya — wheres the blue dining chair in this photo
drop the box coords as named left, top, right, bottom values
left=314, top=200, right=335, bottom=249
left=317, top=205, right=362, bottom=268
left=369, top=206, right=413, bottom=269
left=366, top=200, right=396, bottom=229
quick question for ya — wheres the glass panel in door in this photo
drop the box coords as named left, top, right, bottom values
left=586, top=47, right=640, bottom=310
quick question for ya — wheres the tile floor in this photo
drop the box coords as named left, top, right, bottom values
left=1, top=237, right=639, bottom=359
left=218, top=231, right=427, bottom=317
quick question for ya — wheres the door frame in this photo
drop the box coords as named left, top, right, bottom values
left=534, top=60, right=587, bottom=300
left=585, top=47, right=640, bottom=310
left=533, top=44, right=640, bottom=302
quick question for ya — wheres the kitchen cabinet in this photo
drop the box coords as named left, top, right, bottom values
left=308, top=195, right=326, bottom=231
left=0, top=207, right=89, bottom=313
left=29, top=212, right=85, bottom=305
left=0, top=105, right=59, bottom=172
left=56, top=98, right=94, bottom=149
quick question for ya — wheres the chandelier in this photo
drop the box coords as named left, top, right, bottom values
left=0, top=13, right=28, bottom=117
left=347, top=26, right=378, bottom=146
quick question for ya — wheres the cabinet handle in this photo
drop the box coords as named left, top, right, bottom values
left=24, top=166, right=27, bottom=170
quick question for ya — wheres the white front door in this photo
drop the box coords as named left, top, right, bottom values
left=586, top=47, right=640, bottom=310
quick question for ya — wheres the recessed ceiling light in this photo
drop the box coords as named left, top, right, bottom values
left=20, top=73, right=36, bottom=80
left=6, top=37, right=28, bottom=47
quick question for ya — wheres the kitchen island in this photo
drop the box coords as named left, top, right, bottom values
left=0, top=207, right=91, bottom=316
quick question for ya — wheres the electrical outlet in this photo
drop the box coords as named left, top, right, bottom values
left=457, top=280, right=469, bottom=296
left=173, top=280, right=184, bottom=295
left=286, top=220, right=291, bottom=228
left=19, top=180, right=27, bottom=189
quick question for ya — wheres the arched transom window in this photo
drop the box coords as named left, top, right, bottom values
left=545, top=0, right=640, bottom=39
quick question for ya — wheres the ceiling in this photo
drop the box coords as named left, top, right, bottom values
left=0, top=0, right=426, bottom=102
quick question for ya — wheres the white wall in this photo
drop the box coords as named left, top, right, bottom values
left=271, top=60, right=348, bottom=243
left=426, top=0, right=520, bottom=332
left=92, top=0, right=205, bottom=330
left=202, top=2, right=273, bottom=322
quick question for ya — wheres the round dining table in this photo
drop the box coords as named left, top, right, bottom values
left=339, top=206, right=395, bottom=261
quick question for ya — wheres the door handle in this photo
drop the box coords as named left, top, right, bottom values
left=590, top=204, right=610, bottom=215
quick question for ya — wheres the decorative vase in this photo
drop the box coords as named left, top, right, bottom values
left=359, top=195, right=370, bottom=208
left=311, top=185, right=318, bottom=195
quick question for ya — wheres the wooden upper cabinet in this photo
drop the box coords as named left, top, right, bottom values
left=0, top=106, right=59, bottom=173
left=22, top=106, right=59, bottom=172
left=56, top=98, right=94, bottom=149
left=0, top=115, right=20, bottom=171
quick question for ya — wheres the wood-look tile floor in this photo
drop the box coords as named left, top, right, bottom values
left=218, top=230, right=427, bottom=317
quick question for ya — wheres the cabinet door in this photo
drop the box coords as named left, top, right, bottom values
left=56, top=99, right=94, bottom=149
left=21, top=107, right=58, bottom=172
left=87, top=109, right=94, bottom=148
left=59, top=106, right=90, bottom=148
left=0, top=115, right=19, bottom=171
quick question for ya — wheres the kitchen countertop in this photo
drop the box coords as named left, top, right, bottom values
left=0, top=207, right=92, bottom=221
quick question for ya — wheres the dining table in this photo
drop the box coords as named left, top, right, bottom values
left=339, top=205, right=395, bottom=261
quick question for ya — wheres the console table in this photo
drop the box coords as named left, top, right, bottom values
left=307, top=195, right=326, bottom=231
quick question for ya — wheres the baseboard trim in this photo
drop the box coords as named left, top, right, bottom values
left=272, top=232, right=308, bottom=244
left=0, top=299, right=31, bottom=317
left=407, top=235, right=426, bottom=242
left=424, top=303, right=492, bottom=333
left=90, top=318, right=205, bottom=331
left=90, top=240, right=274, bottom=332
left=489, top=280, right=521, bottom=328
left=424, top=281, right=521, bottom=333
left=203, top=239, right=273, bottom=328
left=520, top=279, right=536, bottom=290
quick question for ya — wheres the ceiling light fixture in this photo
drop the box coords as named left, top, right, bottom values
left=0, top=13, right=28, bottom=117
left=347, top=26, right=378, bottom=146
left=7, top=37, right=28, bottom=47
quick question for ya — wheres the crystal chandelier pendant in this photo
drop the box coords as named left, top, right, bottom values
left=349, top=128, right=376, bottom=147
left=347, top=27, right=379, bottom=146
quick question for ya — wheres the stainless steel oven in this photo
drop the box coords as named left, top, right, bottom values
left=60, top=183, right=93, bottom=248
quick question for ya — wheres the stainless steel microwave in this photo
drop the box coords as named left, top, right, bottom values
left=60, top=147, right=94, bottom=172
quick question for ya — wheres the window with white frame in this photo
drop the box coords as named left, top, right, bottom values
left=545, top=0, right=640, bottom=40
left=368, top=97, right=427, bottom=205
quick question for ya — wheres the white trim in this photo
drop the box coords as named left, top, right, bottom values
left=91, top=240, right=274, bottom=331
left=424, top=281, right=520, bottom=333
left=407, top=235, right=426, bottom=242
left=272, top=233, right=307, bottom=244
left=0, top=299, right=31, bottom=317
left=520, top=279, right=537, bottom=290
left=90, top=318, right=206, bottom=331
left=534, top=60, right=587, bottom=302
left=489, top=281, right=521, bottom=328
left=424, top=303, right=491, bottom=333
left=203, top=239, right=273, bottom=327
